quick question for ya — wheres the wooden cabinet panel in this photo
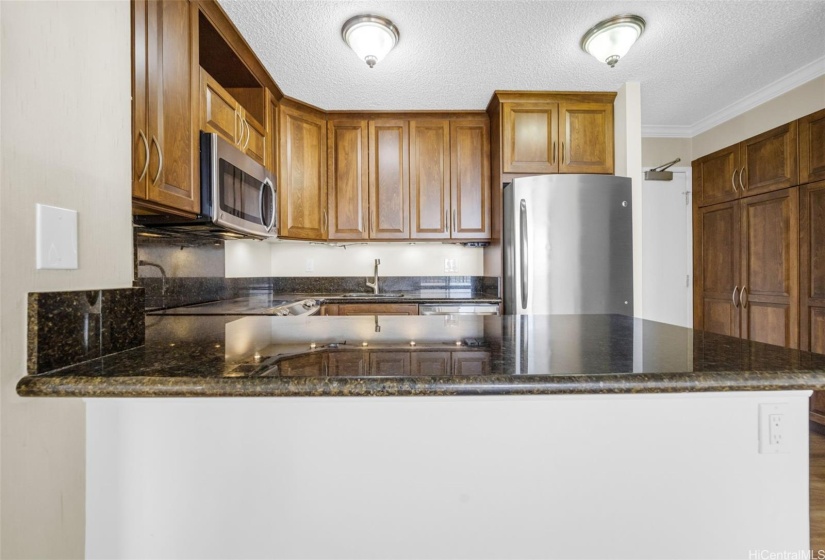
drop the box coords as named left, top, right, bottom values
left=410, top=120, right=450, bottom=239
left=801, top=181, right=825, bottom=353
left=694, top=202, right=740, bottom=336
left=811, top=389, right=825, bottom=425
left=244, top=114, right=266, bottom=166
left=502, top=102, right=558, bottom=174
left=452, top=351, right=491, bottom=376
left=134, top=0, right=199, bottom=214
left=335, top=304, right=419, bottom=316
left=411, top=352, right=452, bottom=376
left=370, top=352, right=411, bottom=376
left=559, top=102, right=613, bottom=174
left=279, top=104, right=327, bottom=240
left=328, top=119, right=369, bottom=240
left=450, top=119, right=491, bottom=239
left=201, top=68, right=240, bottom=145
left=739, top=189, right=798, bottom=348
left=265, top=91, right=278, bottom=175
left=740, top=122, right=798, bottom=196
left=697, top=145, right=740, bottom=207
left=279, top=353, right=326, bottom=376
left=800, top=108, right=825, bottom=184
left=327, top=352, right=369, bottom=376
left=369, top=120, right=409, bottom=239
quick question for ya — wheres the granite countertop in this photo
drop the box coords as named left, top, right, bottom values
left=17, top=314, right=825, bottom=397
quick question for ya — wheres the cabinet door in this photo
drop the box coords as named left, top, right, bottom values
left=450, top=119, right=491, bottom=239
left=327, top=352, right=369, bottom=376
left=800, top=108, right=825, bottom=184
left=694, top=202, right=740, bottom=337
left=265, top=90, right=278, bottom=175
left=145, top=0, right=199, bottom=213
left=369, top=120, right=410, bottom=239
left=410, top=120, right=450, bottom=239
left=327, top=119, right=369, bottom=240
left=370, top=352, right=411, bottom=376
left=200, top=68, right=240, bottom=146
left=279, top=104, right=327, bottom=240
left=335, top=304, right=419, bottom=316
left=559, top=102, right=613, bottom=174
left=800, top=180, right=825, bottom=354
left=739, top=122, right=798, bottom=196
left=132, top=0, right=149, bottom=199
left=739, top=188, right=798, bottom=348
left=278, top=353, right=326, bottom=376
left=697, top=145, right=740, bottom=207
left=452, top=351, right=491, bottom=376
left=502, top=102, right=558, bottom=174
left=244, top=113, right=266, bottom=167
left=410, top=352, right=452, bottom=376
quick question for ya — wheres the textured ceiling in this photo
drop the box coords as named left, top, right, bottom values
left=217, top=1, right=825, bottom=128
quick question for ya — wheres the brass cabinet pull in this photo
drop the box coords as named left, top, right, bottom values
left=453, top=209, right=457, bottom=232
left=445, top=209, right=449, bottom=233
left=739, top=166, right=746, bottom=190
left=732, top=286, right=740, bottom=308
left=562, top=142, right=566, bottom=165
left=552, top=141, right=556, bottom=164
left=235, top=107, right=242, bottom=146
left=370, top=209, right=375, bottom=234
left=322, top=209, right=328, bottom=233
left=151, top=135, right=163, bottom=185
left=732, top=169, right=738, bottom=192
left=137, top=130, right=149, bottom=182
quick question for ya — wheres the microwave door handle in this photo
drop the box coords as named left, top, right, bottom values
left=261, top=179, right=276, bottom=233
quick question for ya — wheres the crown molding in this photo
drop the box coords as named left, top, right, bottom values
left=642, top=54, right=825, bottom=139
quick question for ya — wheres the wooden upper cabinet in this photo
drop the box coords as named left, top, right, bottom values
left=450, top=119, right=491, bottom=239
left=696, top=145, right=740, bottom=207
left=800, top=108, right=825, bottom=184
left=410, top=120, right=451, bottom=239
left=369, top=119, right=410, bottom=239
left=800, top=180, right=825, bottom=354
left=739, top=122, right=798, bottom=196
left=133, top=0, right=199, bottom=214
left=739, top=188, right=798, bottom=348
left=502, top=102, right=558, bottom=174
left=201, top=68, right=241, bottom=145
left=265, top=90, right=278, bottom=175
left=328, top=119, right=369, bottom=240
left=279, top=104, right=327, bottom=240
left=694, top=201, right=740, bottom=337
left=559, top=102, right=613, bottom=174
left=244, top=114, right=266, bottom=166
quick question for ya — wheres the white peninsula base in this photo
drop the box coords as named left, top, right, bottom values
left=86, top=391, right=812, bottom=559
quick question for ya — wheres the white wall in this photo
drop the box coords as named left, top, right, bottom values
left=86, top=392, right=811, bottom=559
left=615, top=83, right=643, bottom=317
left=0, top=1, right=132, bottom=557
left=225, top=239, right=485, bottom=277
left=641, top=137, right=692, bottom=169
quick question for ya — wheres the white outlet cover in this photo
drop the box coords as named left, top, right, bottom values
left=36, top=204, right=78, bottom=270
left=305, top=258, right=314, bottom=272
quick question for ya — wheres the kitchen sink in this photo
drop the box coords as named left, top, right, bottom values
left=339, top=293, right=403, bottom=298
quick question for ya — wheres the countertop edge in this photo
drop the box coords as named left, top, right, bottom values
left=17, top=371, right=825, bottom=398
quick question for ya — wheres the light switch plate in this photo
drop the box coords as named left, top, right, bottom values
left=36, top=204, right=78, bottom=270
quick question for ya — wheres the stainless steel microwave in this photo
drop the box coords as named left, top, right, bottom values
left=133, top=132, right=277, bottom=240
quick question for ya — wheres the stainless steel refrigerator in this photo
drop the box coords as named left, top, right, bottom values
left=503, top=174, right=633, bottom=315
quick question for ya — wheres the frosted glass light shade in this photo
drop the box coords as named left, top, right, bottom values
left=342, top=15, right=399, bottom=68
left=581, top=15, right=645, bottom=68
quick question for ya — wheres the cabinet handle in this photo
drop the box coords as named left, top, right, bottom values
left=741, top=286, right=748, bottom=308
left=370, top=209, right=375, bottom=234
left=562, top=142, right=566, bottom=165
left=739, top=167, right=746, bottom=191
left=731, top=169, right=738, bottom=192
left=137, top=130, right=149, bottom=182
left=552, top=141, right=556, bottom=164
left=453, top=209, right=457, bottom=232
left=363, top=213, right=367, bottom=235
left=445, top=209, right=449, bottom=233
left=235, top=107, right=242, bottom=146
left=322, top=209, right=327, bottom=233
left=150, top=135, right=163, bottom=185
left=732, top=286, right=740, bottom=308
left=243, top=119, right=251, bottom=151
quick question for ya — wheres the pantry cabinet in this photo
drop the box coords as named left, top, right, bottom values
left=800, top=180, right=825, bottom=357
left=132, top=0, right=199, bottom=215
left=279, top=103, right=327, bottom=240
left=800, top=108, right=825, bottom=184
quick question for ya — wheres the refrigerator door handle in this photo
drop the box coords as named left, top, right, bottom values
left=520, top=199, right=528, bottom=310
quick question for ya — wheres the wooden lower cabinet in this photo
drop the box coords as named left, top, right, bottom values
left=278, top=349, right=491, bottom=378
left=411, top=351, right=452, bottom=376
left=324, top=303, right=419, bottom=316
left=452, top=351, right=491, bottom=376
left=370, top=352, right=411, bottom=376
left=278, top=353, right=326, bottom=377
left=694, top=201, right=740, bottom=337
left=327, top=351, right=368, bottom=376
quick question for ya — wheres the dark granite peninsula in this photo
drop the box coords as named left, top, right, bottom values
left=31, top=313, right=821, bottom=558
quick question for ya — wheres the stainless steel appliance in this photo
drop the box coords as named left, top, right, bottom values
left=134, top=132, right=277, bottom=240
left=503, top=174, right=633, bottom=315
left=148, top=297, right=319, bottom=316
left=419, top=304, right=500, bottom=315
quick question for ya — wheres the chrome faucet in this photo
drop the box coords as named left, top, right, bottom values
left=138, top=259, right=168, bottom=309
left=365, top=258, right=381, bottom=294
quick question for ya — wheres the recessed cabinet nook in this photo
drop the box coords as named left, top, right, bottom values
left=131, top=0, right=615, bottom=243
left=692, top=108, right=825, bottom=426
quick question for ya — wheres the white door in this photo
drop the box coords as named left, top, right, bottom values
left=642, top=170, right=692, bottom=327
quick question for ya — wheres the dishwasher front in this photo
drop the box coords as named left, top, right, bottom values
left=419, top=304, right=500, bottom=316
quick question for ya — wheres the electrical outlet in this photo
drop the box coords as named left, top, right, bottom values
left=36, top=204, right=78, bottom=270
left=305, top=258, right=314, bottom=272
left=444, top=258, right=457, bottom=273
left=759, top=403, right=790, bottom=454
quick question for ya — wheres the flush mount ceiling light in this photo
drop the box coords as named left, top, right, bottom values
left=342, top=14, right=399, bottom=68
left=581, top=14, right=646, bottom=68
